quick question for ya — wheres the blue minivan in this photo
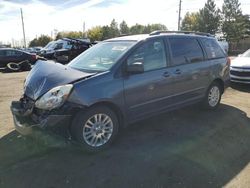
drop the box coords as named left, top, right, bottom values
left=11, top=31, right=230, bottom=151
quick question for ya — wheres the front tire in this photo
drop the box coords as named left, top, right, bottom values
left=70, top=106, right=119, bottom=152
left=203, top=82, right=222, bottom=110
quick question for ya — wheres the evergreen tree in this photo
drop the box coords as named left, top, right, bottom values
left=120, top=20, right=130, bottom=35
left=181, top=12, right=200, bottom=31
left=181, top=0, right=220, bottom=34
left=197, top=0, right=221, bottom=34
left=222, top=0, right=247, bottom=42
left=55, top=31, right=83, bottom=40
left=87, top=26, right=103, bottom=42
left=143, top=24, right=167, bottom=33
left=130, top=24, right=144, bottom=34
left=109, top=19, right=120, bottom=37
left=29, top=35, right=52, bottom=47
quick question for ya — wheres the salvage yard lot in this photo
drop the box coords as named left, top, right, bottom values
left=0, top=72, right=250, bottom=188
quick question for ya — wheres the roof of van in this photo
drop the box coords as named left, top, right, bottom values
left=106, top=32, right=214, bottom=42
left=106, top=34, right=149, bottom=42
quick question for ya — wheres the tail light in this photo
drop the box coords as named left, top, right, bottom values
left=227, top=57, right=231, bottom=66
left=31, top=54, right=37, bottom=61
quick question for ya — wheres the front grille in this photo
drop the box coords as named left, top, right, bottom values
left=231, top=66, right=250, bottom=70
left=230, top=70, right=250, bottom=77
left=231, top=77, right=250, bottom=82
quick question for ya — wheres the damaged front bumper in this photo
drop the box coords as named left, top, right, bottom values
left=11, top=101, right=73, bottom=137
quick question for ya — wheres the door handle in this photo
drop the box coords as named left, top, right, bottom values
left=174, top=69, right=181, bottom=75
left=163, top=72, right=170, bottom=77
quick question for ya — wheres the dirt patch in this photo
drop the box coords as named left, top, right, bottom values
left=0, top=72, right=28, bottom=137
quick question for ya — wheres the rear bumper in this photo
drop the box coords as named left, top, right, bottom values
left=11, top=101, right=72, bottom=137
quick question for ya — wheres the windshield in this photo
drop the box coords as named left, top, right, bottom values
left=64, top=42, right=72, bottom=49
left=242, top=49, right=250, bottom=57
left=44, top=41, right=56, bottom=49
left=68, top=41, right=135, bottom=71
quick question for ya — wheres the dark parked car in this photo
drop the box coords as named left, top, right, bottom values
left=54, top=38, right=92, bottom=64
left=11, top=31, right=230, bottom=151
left=25, top=47, right=43, bottom=54
left=0, top=48, right=37, bottom=70
left=38, top=41, right=59, bottom=59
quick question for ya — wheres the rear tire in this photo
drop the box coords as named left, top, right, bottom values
left=202, top=82, right=222, bottom=110
left=70, top=106, right=119, bottom=152
left=20, top=61, right=31, bottom=71
left=6, top=62, right=21, bottom=72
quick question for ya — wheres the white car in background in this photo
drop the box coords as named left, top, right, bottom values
left=230, top=49, right=250, bottom=84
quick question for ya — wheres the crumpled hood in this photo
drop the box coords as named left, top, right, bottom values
left=231, top=57, right=250, bottom=68
left=24, top=60, right=94, bottom=100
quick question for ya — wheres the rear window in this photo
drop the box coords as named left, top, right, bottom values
left=201, top=38, right=225, bottom=59
left=169, top=38, right=204, bottom=66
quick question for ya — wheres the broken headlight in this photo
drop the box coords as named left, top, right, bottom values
left=35, top=84, right=73, bottom=110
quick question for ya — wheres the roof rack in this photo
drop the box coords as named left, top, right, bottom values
left=149, top=30, right=214, bottom=37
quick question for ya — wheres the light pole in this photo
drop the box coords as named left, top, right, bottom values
left=20, top=8, right=26, bottom=48
left=178, top=0, right=182, bottom=31
left=83, top=21, right=86, bottom=38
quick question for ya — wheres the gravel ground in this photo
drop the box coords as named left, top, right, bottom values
left=0, top=71, right=250, bottom=188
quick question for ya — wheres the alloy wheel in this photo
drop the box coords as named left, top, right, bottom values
left=208, top=86, right=220, bottom=107
left=83, top=113, right=113, bottom=147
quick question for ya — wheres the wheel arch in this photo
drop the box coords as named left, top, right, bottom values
left=212, top=78, right=225, bottom=94
left=85, top=101, right=126, bottom=128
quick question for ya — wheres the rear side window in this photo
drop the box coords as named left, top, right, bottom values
left=0, top=50, right=6, bottom=56
left=6, top=50, right=16, bottom=56
left=6, top=50, right=22, bottom=56
left=201, top=38, right=225, bottom=59
left=14, top=51, right=23, bottom=56
left=169, top=38, right=204, bottom=66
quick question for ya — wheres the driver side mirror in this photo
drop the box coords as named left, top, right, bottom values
left=126, top=62, right=144, bottom=74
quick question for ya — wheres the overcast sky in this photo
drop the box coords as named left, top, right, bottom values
left=0, top=0, right=250, bottom=44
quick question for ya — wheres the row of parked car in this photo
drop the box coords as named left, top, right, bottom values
left=0, top=48, right=38, bottom=72
left=38, top=38, right=93, bottom=63
left=0, top=38, right=94, bottom=72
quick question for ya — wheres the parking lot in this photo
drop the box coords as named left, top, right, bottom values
left=0, top=71, right=250, bottom=188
